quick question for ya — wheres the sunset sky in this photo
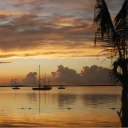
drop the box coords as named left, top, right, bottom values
left=0, top=0, right=123, bottom=85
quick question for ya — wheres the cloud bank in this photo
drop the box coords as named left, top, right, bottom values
left=0, top=0, right=124, bottom=59
left=51, top=65, right=112, bottom=85
left=1, top=64, right=114, bottom=86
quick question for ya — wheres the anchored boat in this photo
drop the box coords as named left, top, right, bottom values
left=32, top=65, right=52, bottom=90
left=58, top=79, right=65, bottom=89
left=12, top=78, right=20, bottom=89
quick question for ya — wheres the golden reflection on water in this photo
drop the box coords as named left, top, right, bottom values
left=0, top=86, right=122, bottom=127
left=0, top=112, right=121, bottom=127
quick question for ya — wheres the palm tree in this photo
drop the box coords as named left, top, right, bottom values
left=93, top=0, right=128, bottom=126
left=93, top=0, right=128, bottom=95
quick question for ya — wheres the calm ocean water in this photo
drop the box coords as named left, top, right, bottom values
left=0, top=86, right=122, bottom=127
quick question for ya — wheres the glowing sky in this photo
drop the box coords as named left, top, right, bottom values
left=0, top=0, right=124, bottom=85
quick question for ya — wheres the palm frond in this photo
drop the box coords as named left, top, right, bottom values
left=114, top=0, right=128, bottom=58
left=114, top=0, right=128, bottom=33
left=93, top=0, right=116, bottom=58
left=93, top=0, right=128, bottom=87
left=93, top=0, right=115, bottom=37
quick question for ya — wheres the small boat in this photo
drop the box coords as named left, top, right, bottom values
left=32, top=65, right=52, bottom=90
left=58, top=78, right=65, bottom=89
left=12, top=78, right=20, bottom=89
left=33, top=85, right=52, bottom=90
left=12, top=87, right=20, bottom=89
left=58, top=86, right=65, bottom=89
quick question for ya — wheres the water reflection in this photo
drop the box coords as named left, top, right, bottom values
left=27, top=93, right=37, bottom=102
left=0, top=87, right=122, bottom=127
left=58, top=93, right=77, bottom=107
left=81, top=94, right=120, bottom=108
left=39, top=91, right=40, bottom=115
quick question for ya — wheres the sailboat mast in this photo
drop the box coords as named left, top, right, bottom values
left=15, top=78, right=16, bottom=86
left=39, top=65, right=40, bottom=87
left=45, top=73, right=46, bottom=85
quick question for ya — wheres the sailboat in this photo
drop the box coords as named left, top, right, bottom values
left=12, top=78, right=20, bottom=89
left=32, top=65, right=52, bottom=90
left=58, top=86, right=65, bottom=89
left=58, top=78, right=65, bottom=89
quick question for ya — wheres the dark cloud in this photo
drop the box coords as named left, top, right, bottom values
left=10, top=79, right=15, bottom=85
left=9, top=78, right=22, bottom=85
left=0, top=15, right=9, bottom=21
left=0, top=64, right=116, bottom=86
left=0, top=78, right=23, bottom=86
left=0, top=1, right=96, bottom=59
left=22, top=72, right=39, bottom=85
left=81, top=65, right=110, bottom=84
left=0, top=72, right=41, bottom=86
left=56, top=65, right=76, bottom=75
left=51, top=65, right=112, bottom=85
left=51, top=72, right=56, bottom=77
left=0, top=0, right=124, bottom=59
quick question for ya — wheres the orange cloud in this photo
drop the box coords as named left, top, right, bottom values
left=0, top=0, right=123, bottom=59
left=0, top=61, right=14, bottom=64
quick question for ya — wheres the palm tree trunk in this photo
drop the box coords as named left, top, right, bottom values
left=121, top=89, right=128, bottom=127
left=123, top=12, right=126, bottom=59
left=122, top=59, right=128, bottom=92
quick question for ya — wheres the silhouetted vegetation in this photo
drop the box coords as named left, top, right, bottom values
left=93, top=0, right=128, bottom=93
left=93, top=0, right=128, bottom=126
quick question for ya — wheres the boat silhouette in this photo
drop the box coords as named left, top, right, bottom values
left=58, top=79, right=65, bottom=89
left=12, top=78, right=20, bottom=89
left=58, top=86, right=65, bottom=89
left=32, top=65, right=52, bottom=90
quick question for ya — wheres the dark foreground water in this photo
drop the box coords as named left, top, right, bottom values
left=0, top=86, right=122, bottom=127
